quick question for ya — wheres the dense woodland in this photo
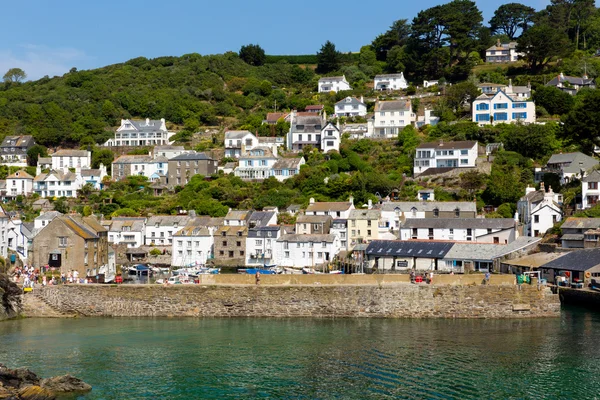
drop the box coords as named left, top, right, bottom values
left=3, top=0, right=600, bottom=224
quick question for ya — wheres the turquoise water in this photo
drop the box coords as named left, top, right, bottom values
left=1, top=309, right=600, bottom=399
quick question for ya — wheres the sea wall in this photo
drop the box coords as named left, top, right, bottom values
left=558, top=287, right=600, bottom=311
left=34, top=283, right=560, bottom=319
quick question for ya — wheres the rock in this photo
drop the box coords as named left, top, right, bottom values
left=0, top=273, right=22, bottom=321
left=40, top=375, right=91, bottom=393
left=17, top=385, right=56, bottom=400
left=0, top=365, right=40, bottom=389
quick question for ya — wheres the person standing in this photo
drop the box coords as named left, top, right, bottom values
left=255, top=271, right=261, bottom=285
left=429, top=271, right=434, bottom=285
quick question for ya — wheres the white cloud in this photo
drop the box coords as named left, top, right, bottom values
left=0, top=44, right=92, bottom=81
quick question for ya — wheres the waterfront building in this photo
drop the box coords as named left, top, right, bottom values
left=245, top=226, right=280, bottom=267
left=365, top=241, right=454, bottom=272
left=31, top=215, right=108, bottom=277
left=517, top=183, right=563, bottom=237
left=172, top=224, right=217, bottom=267
left=537, top=248, right=600, bottom=285
left=101, top=217, right=147, bottom=249
left=274, top=234, right=341, bottom=268
left=331, top=219, right=348, bottom=250
left=295, top=215, right=332, bottom=235
left=399, top=218, right=517, bottom=243
left=103, top=118, right=175, bottom=147
left=145, top=215, right=191, bottom=246
left=560, top=217, right=600, bottom=249
left=379, top=201, right=477, bottom=232
left=347, top=209, right=381, bottom=250
left=478, top=81, right=531, bottom=100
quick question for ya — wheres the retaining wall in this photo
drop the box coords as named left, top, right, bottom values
left=34, top=283, right=560, bottom=319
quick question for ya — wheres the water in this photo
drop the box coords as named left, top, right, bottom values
left=2, top=308, right=600, bottom=399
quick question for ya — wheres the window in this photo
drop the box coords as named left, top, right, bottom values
left=284, top=251, right=290, bottom=258
left=589, top=182, right=599, bottom=190
left=494, top=103, right=508, bottom=109
left=228, top=251, right=234, bottom=258
left=313, top=224, right=319, bottom=231
left=461, top=159, right=469, bottom=165
left=255, top=240, right=263, bottom=246
left=494, top=113, right=508, bottom=121
left=367, top=230, right=372, bottom=237
left=58, top=237, right=67, bottom=247
left=219, top=250, right=224, bottom=256
left=460, top=150, right=468, bottom=155
left=367, top=220, right=372, bottom=227
left=476, top=103, right=489, bottom=111
left=327, top=141, right=334, bottom=147
left=534, top=215, right=539, bottom=223
left=428, top=228, right=434, bottom=240
left=222, top=241, right=227, bottom=246
left=512, top=112, right=527, bottom=119
left=433, top=208, right=439, bottom=218
left=513, top=103, right=527, bottom=108
left=236, top=241, right=241, bottom=247
left=317, top=252, right=323, bottom=259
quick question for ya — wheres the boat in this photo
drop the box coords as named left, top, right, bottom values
left=128, top=264, right=152, bottom=276
left=301, top=267, right=324, bottom=274
left=240, top=266, right=281, bottom=275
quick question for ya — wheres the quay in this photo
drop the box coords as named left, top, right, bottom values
left=24, top=274, right=560, bottom=319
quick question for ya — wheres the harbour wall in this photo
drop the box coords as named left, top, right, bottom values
left=33, top=282, right=560, bottom=319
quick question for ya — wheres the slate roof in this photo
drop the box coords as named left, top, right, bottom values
left=277, top=233, right=336, bottom=243
left=248, top=226, right=280, bottom=238
left=248, top=211, right=275, bottom=228
left=401, top=218, right=515, bottom=230
left=154, top=145, right=184, bottom=151
left=60, top=216, right=99, bottom=239
left=273, top=158, right=303, bottom=170
left=296, top=215, right=332, bottom=224
left=125, top=119, right=167, bottom=132
left=224, top=130, right=253, bottom=140
left=583, top=169, right=600, bottom=182
left=374, top=73, right=406, bottom=79
left=174, top=225, right=212, bottom=237
left=37, top=157, right=51, bottom=165
left=375, top=100, right=410, bottom=112
left=561, top=218, right=600, bottom=230
left=546, top=74, right=595, bottom=87
left=365, top=240, right=454, bottom=258
left=380, top=201, right=477, bottom=213
left=486, top=41, right=517, bottom=51
left=36, top=211, right=63, bottom=221
left=443, top=237, right=539, bottom=260
left=561, top=234, right=585, bottom=241
left=540, top=249, right=600, bottom=272
left=292, top=115, right=324, bottom=132
left=169, top=152, right=212, bottom=161
left=306, top=201, right=352, bottom=213
left=348, top=209, right=381, bottom=220
left=547, top=152, right=598, bottom=174
left=102, top=217, right=146, bottom=232
left=81, top=169, right=101, bottom=177
left=318, top=76, right=345, bottom=82
left=225, top=210, right=251, bottom=221
left=52, top=149, right=89, bottom=157
left=33, top=170, right=77, bottom=182
left=335, top=97, right=366, bottom=107
left=146, top=215, right=190, bottom=226
left=501, top=251, right=564, bottom=268
left=417, top=140, right=477, bottom=150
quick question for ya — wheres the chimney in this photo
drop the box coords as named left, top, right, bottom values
left=146, top=118, right=150, bottom=126
left=309, top=197, right=315, bottom=204
left=525, top=185, right=535, bottom=195
left=189, top=210, right=196, bottom=218
left=527, top=81, right=531, bottom=90
left=496, top=38, right=501, bottom=47
left=508, top=79, right=513, bottom=89
left=560, top=72, right=565, bottom=79
left=514, top=211, right=519, bottom=222
left=349, top=195, right=354, bottom=205
left=368, top=199, right=373, bottom=209
left=360, top=96, right=364, bottom=103
left=540, top=182, right=545, bottom=192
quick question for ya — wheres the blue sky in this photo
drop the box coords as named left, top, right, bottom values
left=0, top=0, right=587, bottom=80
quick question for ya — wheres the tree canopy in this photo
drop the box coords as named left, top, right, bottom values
left=316, top=41, right=341, bottom=74
left=239, top=44, right=266, bottom=66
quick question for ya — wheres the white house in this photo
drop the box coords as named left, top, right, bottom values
left=320, top=122, right=340, bottom=153
left=51, top=150, right=91, bottom=171
left=399, top=218, right=517, bottom=244
left=517, top=183, right=563, bottom=237
left=478, top=81, right=531, bottom=100
left=373, top=100, right=415, bottom=138
left=34, top=211, right=63, bottom=231
left=472, top=90, right=535, bottom=126
left=334, top=97, right=367, bottom=118
left=540, top=152, right=598, bottom=185
left=546, top=72, right=595, bottom=95
left=414, top=140, right=478, bottom=176
left=224, top=131, right=258, bottom=158
left=172, top=225, right=216, bottom=267
left=374, top=73, right=408, bottom=91
left=485, top=41, right=522, bottom=63
left=145, top=215, right=191, bottom=246
left=0, top=208, right=9, bottom=259
left=246, top=226, right=280, bottom=266
left=423, top=80, right=439, bottom=88
left=274, top=234, right=341, bottom=268
left=32, top=170, right=83, bottom=198
left=415, top=109, right=440, bottom=128
left=318, top=75, right=351, bottom=93
left=379, top=201, right=477, bottom=232
left=272, top=157, right=305, bottom=182
left=305, top=196, right=355, bottom=219
left=234, top=147, right=279, bottom=181
left=81, top=165, right=108, bottom=190
left=153, top=145, right=190, bottom=160
left=101, top=217, right=146, bottom=248
left=582, top=170, right=600, bottom=209
left=104, top=118, right=175, bottom=147
left=6, top=170, right=34, bottom=197
left=112, top=155, right=168, bottom=181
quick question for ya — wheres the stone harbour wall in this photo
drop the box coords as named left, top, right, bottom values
left=33, top=283, right=560, bottom=319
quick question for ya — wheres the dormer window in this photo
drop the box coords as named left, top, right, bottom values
left=315, top=125, right=322, bottom=130
left=454, top=208, right=460, bottom=218
left=433, top=208, right=439, bottom=218
left=296, top=125, right=304, bottom=130
left=411, top=207, right=417, bottom=217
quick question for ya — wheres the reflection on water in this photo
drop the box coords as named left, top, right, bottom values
left=1, top=308, right=600, bottom=399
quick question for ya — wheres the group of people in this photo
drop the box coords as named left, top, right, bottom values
left=409, top=269, right=438, bottom=284
left=10, top=265, right=91, bottom=289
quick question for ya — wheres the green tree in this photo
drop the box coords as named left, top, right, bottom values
left=92, top=149, right=115, bottom=173
left=316, top=41, right=341, bottom=74
left=533, top=86, right=575, bottom=116
left=3, top=68, right=26, bottom=83
left=239, top=44, right=266, bottom=66
left=371, top=19, right=411, bottom=61
left=563, top=90, right=600, bottom=152
left=517, top=24, right=570, bottom=71
left=26, top=144, right=48, bottom=166
left=489, top=3, right=536, bottom=39
left=445, top=81, right=480, bottom=114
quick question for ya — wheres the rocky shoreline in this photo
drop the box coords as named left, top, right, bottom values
left=0, top=274, right=22, bottom=321
left=0, top=363, right=91, bottom=399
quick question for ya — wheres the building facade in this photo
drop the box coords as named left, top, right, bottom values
left=318, top=76, right=351, bottom=93
left=104, top=118, right=175, bottom=147
left=414, top=141, right=478, bottom=175
left=472, top=90, right=536, bottom=126
left=167, top=152, right=218, bottom=187
left=373, top=100, right=415, bottom=138
left=374, top=73, right=408, bottom=91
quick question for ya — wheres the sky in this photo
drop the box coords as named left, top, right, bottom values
left=0, top=0, right=591, bottom=80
